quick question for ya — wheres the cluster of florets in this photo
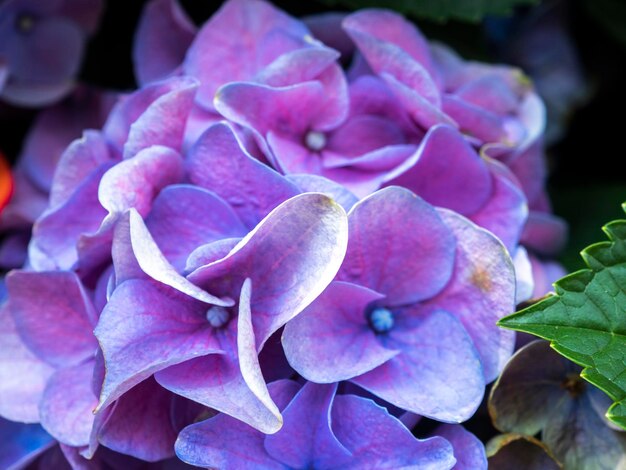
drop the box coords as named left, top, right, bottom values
left=0, top=0, right=566, bottom=468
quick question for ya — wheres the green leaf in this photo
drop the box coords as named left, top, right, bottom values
left=499, top=202, right=626, bottom=431
left=313, top=0, right=538, bottom=22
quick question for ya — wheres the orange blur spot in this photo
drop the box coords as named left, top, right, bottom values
left=0, top=152, right=13, bottom=213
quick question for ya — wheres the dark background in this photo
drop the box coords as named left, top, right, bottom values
left=2, top=0, right=626, bottom=269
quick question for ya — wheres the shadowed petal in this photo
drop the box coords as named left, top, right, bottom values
left=146, top=185, right=247, bottom=271
left=0, top=304, right=54, bottom=422
left=189, top=193, right=348, bottom=346
left=434, top=424, right=487, bottom=470
left=333, top=395, right=455, bottom=469
left=94, top=279, right=224, bottom=411
left=98, top=378, right=177, bottom=462
left=156, top=353, right=279, bottom=434
left=175, top=380, right=300, bottom=469
left=424, top=209, right=516, bottom=382
left=6, top=271, right=97, bottom=368
left=133, top=0, right=196, bottom=86
left=468, top=159, right=527, bottom=254
left=128, top=209, right=233, bottom=306
left=40, top=360, right=98, bottom=447
left=352, top=310, right=484, bottom=422
left=338, top=186, right=455, bottom=305
left=187, top=123, right=300, bottom=228
left=283, top=281, right=398, bottom=382
left=29, top=163, right=111, bottom=271
left=264, top=382, right=352, bottom=468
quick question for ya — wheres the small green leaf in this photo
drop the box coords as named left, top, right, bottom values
left=313, top=0, right=538, bottom=23
left=499, top=202, right=626, bottom=431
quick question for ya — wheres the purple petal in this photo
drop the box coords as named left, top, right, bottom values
left=133, top=0, right=196, bottom=86
left=442, top=95, right=507, bottom=144
left=286, top=174, right=358, bottom=212
left=146, top=185, right=247, bottom=271
left=123, top=78, right=197, bottom=159
left=0, top=303, right=54, bottom=422
left=385, top=125, right=492, bottom=214
left=183, top=0, right=310, bottom=108
left=6, top=271, right=97, bottom=368
left=342, top=9, right=434, bottom=75
left=98, top=378, right=177, bottom=462
left=381, top=72, right=454, bottom=129
left=305, top=13, right=354, bottom=58
left=520, top=211, right=567, bottom=256
left=99, top=146, right=183, bottom=218
left=28, top=163, right=111, bottom=271
left=185, top=238, right=242, bottom=274
left=215, top=80, right=329, bottom=137
left=94, top=278, right=224, bottom=411
left=264, top=382, right=351, bottom=468
left=338, top=186, right=455, bottom=305
left=189, top=193, right=348, bottom=346
left=255, top=47, right=340, bottom=87
left=434, top=424, right=487, bottom=470
left=111, top=211, right=144, bottom=286
left=128, top=209, right=233, bottom=306
left=236, top=279, right=283, bottom=433
left=283, top=281, right=399, bottom=382
left=333, top=395, right=456, bottom=469
left=187, top=122, right=300, bottom=228
left=49, top=130, right=114, bottom=210
left=40, top=360, right=98, bottom=447
left=103, top=77, right=194, bottom=152
left=175, top=380, right=300, bottom=469
left=0, top=418, right=54, bottom=470
left=58, top=0, right=104, bottom=34
left=455, top=75, right=519, bottom=115
left=352, top=310, right=484, bottom=422
left=326, top=115, right=407, bottom=157
left=423, top=209, right=516, bottom=382
left=468, top=159, right=528, bottom=253
left=156, top=353, right=279, bottom=434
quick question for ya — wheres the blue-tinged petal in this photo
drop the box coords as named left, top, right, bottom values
left=338, top=186, right=455, bottom=306
left=283, top=281, right=398, bottom=383
left=434, top=424, right=487, bottom=470
left=352, top=309, right=484, bottom=422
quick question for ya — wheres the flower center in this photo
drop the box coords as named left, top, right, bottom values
left=304, top=130, right=326, bottom=152
left=15, top=13, right=35, bottom=34
left=205, top=306, right=231, bottom=329
left=367, top=307, right=394, bottom=334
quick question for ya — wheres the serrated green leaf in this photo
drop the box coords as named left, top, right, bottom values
left=499, top=203, right=626, bottom=431
left=314, top=0, right=538, bottom=22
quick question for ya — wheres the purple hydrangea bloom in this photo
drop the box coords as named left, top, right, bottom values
left=175, top=380, right=456, bottom=469
left=0, top=0, right=559, bottom=465
left=283, top=186, right=516, bottom=420
left=0, top=0, right=103, bottom=106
